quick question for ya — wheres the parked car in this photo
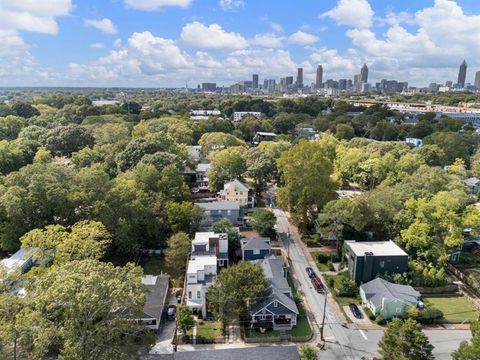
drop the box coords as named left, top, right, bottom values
left=175, top=290, right=182, bottom=304
left=306, top=267, right=316, bottom=278
left=311, top=276, right=325, bottom=293
left=167, top=305, right=176, bottom=321
left=349, top=303, right=363, bottom=319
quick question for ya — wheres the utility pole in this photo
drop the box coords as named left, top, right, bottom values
left=320, top=291, right=328, bottom=342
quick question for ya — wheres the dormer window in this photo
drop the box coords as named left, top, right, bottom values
left=274, top=301, right=278, bottom=308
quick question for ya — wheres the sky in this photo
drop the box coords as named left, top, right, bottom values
left=1, top=0, right=480, bottom=87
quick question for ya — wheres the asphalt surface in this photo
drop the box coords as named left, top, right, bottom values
left=273, top=206, right=472, bottom=360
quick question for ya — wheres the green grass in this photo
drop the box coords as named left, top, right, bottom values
left=196, top=320, right=223, bottom=339
left=245, top=328, right=280, bottom=337
left=139, top=255, right=167, bottom=276
left=424, top=296, right=479, bottom=323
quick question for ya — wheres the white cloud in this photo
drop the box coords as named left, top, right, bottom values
left=219, top=0, right=245, bottom=11
left=288, top=31, right=318, bottom=46
left=321, top=0, right=374, bottom=28
left=84, top=18, right=118, bottom=34
left=90, top=42, right=105, bottom=49
left=250, top=33, right=284, bottom=48
left=181, top=22, right=248, bottom=49
left=124, top=0, right=192, bottom=11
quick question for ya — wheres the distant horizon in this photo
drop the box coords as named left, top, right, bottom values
left=1, top=0, right=480, bottom=87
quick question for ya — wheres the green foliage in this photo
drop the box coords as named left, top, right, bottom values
left=378, top=318, right=434, bottom=360
left=211, top=218, right=240, bottom=255
left=250, top=209, right=276, bottom=236
left=177, top=304, right=195, bottom=334
left=165, top=232, right=191, bottom=276
left=363, top=306, right=376, bottom=321
left=299, top=344, right=318, bottom=360
left=207, top=147, right=247, bottom=191
left=452, top=321, right=480, bottom=360
left=44, top=124, right=95, bottom=156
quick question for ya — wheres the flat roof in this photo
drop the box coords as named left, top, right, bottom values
left=345, top=240, right=408, bottom=257
left=195, top=201, right=240, bottom=211
left=187, top=256, right=217, bottom=273
left=193, top=232, right=216, bottom=244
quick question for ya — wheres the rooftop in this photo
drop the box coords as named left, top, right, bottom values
left=1, top=248, right=36, bottom=271
left=193, top=232, right=216, bottom=244
left=256, top=131, right=277, bottom=137
left=187, top=255, right=217, bottom=273
left=222, top=179, right=249, bottom=192
left=345, top=240, right=407, bottom=257
left=141, top=275, right=170, bottom=319
left=360, top=278, right=420, bottom=309
left=241, top=237, right=271, bottom=251
left=195, top=201, right=240, bottom=211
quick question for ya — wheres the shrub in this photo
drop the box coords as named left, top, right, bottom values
left=328, top=261, right=335, bottom=271
left=405, top=305, right=420, bottom=320
left=376, top=315, right=386, bottom=325
left=316, top=253, right=331, bottom=264
left=363, top=307, right=376, bottom=321
left=417, top=307, right=443, bottom=324
left=335, top=273, right=358, bottom=297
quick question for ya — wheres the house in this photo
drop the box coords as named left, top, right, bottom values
left=252, top=131, right=277, bottom=146
left=297, top=127, right=319, bottom=140
left=344, top=240, right=409, bottom=284
left=250, top=256, right=299, bottom=331
left=233, top=111, right=262, bottom=122
left=405, top=137, right=423, bottom=148
left=464, top=177, right=480, bottom=195
left=194, top=163, right=211, bottom=192
left=241, top=237, right=271, bottom=260
left=1, top=248, right=39, bottom=275
left=186, top=232, right=229, bottom=315
left=140, top=345, right=300, bottom=360
left=360, top=278, right=421, bottom=319
left=195, top=201, right=241, bottom=227
left=135, top=275, right=170, bottom=331
left=219, top=179, right=254, bottom=208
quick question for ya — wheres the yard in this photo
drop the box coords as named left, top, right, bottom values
left=139, top=254, right=167, bottom=275
left=424, top=296, right=479, bottom=323
left=189, top=320, right=224, bottom=343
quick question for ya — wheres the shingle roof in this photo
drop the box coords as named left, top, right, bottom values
left=141, top=275, right=170, bottom=319
left=241, top=237, right=271, bottom=252
left=195, top=201, right=240, bottom=211
left=141, top=346, right=300, bottom=360
left=360, top=278, right=420, bottom=309
left=223, top=179, right=249, bottom=192
left=464, top=177, right=480, bottom=187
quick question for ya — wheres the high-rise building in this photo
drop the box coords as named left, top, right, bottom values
left=297, top=68, right=303, bottom=88
left=338, top=79, right=347, bottom=90
left=263, top=79, right=269, bottom=89
left=457, top=60, right=467, bottom=88
left=252, top=74, right=259, bottom=89
left=353, top=74, right=361, bottom=85
left=445, top=80, right=453, bottom=88
left=201, top=83, right=217, bottom=92
left=267, top=79, right=276, bottom=92
left=316, top=65, right=323, bottom=89
left=360, top=64, right=369, bottom=83
left=475, top=71, right=480, bottom=89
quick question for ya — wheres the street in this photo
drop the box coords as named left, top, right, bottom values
left=273, top=207, right=472, bottom=359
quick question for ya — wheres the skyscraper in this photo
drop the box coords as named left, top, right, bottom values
left=252, top=74, right=259, bottom=89
left=360, top=64, right=368, bottom=83
left=297, top=68, right=303, bottom=88
left=457, top=60, right=467, bottom=88
left=316, top=65, right=323, bottom=89
left=475, top=71, right=480, bottom=89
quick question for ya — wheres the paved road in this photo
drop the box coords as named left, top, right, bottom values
left=273, top=206, right=472, bottom=359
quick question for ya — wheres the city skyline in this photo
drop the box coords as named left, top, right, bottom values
left=2, top=0, right=480, bottom=87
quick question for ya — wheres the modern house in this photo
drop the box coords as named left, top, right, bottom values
left=1, top=248, right=39, bottom=275
left=136, top=275, right=170, bottom=331
left=250, top=256, right=299, bottom=331
left=219, top=179, right=255, bottom=209
left=195, top=201, right=241, bottom=227
left=241, top=237, right=271, bottom=261
left=344, top=241, right=409, bottom=284
left=360, top=278, right=421, bottom=319
left=464, top=177, right=480, bottom=195
left=252, top=132, right=277, bottom=146
left=186, top=232, right=229, bottom=315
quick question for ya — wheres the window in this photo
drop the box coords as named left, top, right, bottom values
left=274, top=301, right=278, bottom=308
left=379, top=260, right=385, bottom=268
left=396, top=308, right=402, bottom=314
left=219, top=260, right=223, bottom=266
left=260, top=315, right=266, bottom=320
left=188, top=291, right=192, bottom=299
left=253, top=249, right=260, bottom=255
left=227, top=210, right=231, bottom=215
left=197, top=291, right=201, bottom=299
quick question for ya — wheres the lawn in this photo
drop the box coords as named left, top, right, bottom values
left=424, top=296, right=479, bottom=323
left=139, top=255, right=167, bottom=275
left=189, top=320, right=223, bottom=342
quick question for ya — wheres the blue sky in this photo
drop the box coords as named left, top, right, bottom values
left=1, top=0, right=480, bottom=87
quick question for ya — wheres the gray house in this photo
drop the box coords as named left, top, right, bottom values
left=360, top=278, right=420, bottom=319
left=195, top=201, right=241, bottom=227
left=344, top=240, right=409, bottom=284
left=250, top=256, right=299, bottom=331
left=134, top=275, right=170, bottom=331
left=241, top=237, right=271, bottom=260
left=464, top=177, right=480, bottom=195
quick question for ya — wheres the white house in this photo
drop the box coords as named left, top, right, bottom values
left=1, top=248, right=39, bottom=276
left=233, top=112, right=262, bottom=122
left=219, top=179, right=254, bottom=208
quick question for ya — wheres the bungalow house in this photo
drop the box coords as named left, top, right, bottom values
left=464, top=177, right=480, bottom=195
left=1, top=248, right=39, bottom=276
left=360, top=278, right=421, bottom=319
left=135, top=275, right=170, bottom=331
left=250, top=256, right=299, bottom=331
left=186, top=232, right=229, bottom=315
left=344, top=240, right=409, bottom=284
left=241, top=237, right=271, bottom=261
left=219, top=179, right=255, bottom=209
left=195, top=201, right=241, bottom=227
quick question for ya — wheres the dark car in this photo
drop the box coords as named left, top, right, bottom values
left=167, top=305, right=176, bottom=321
left=311, top=276, right=325, bottom=293
left=175, top=290, right=182, bottom=304
left=349, top=303, right=363, bottom=319
left=306, top=267, right=316, bottom=278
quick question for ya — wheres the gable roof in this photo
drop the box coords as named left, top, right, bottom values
left=241, top=237, right=271, bottom=252
left=464, top=177, right=480, bottom=187
left=223, top=179, right=249, bottom=192
left=360, top=278, right=420, bottom=309
left=251, top=284, right=299, bottom=316
left=141, top=275, right=170, bottom=319
left=141, top=346, right=300, bottom=360
left=196, top=201, right=240, bottom=211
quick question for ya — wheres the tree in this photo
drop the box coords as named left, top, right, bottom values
left=452, top=320, right=480, bottom=360
left=164, top=201, right=203, bottom=235
left=245, top=147, right=276, bottom=193
left=335, top=123, right=355, bottom=140
left=176, top=304, right=194, bottom=335
left=423, top=132, right=472, bottom=164
left=198, top=132, right=246, bottom=157
left=10, top=102, right=39, bottom=119
left=165, top=232, right=191, bottom=276
left=208, top=147, right=247, bottom=191
left=25, top=260, right=146, bottom=359
left=299, top=344, right=318, bottom=360
left=277, top=139, right=337, bottom=225
left=448, top=158, right=467, bottom=177
left=207, top=262, right=268, bottom=324
left=211, top=218, right=240, bottom=257
left=251, top=209, right=276, bottom=236
left=44, top=124, right=95, bottom=156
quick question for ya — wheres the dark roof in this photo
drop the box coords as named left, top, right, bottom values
left=251, top=285, right=299, bottom=316
left=360, top=278, right=420, bottom=309
left=142, top=275, right=170, bottom=319
left=195, top=201, right=240, bottom=211
left=241, top=237, right=271, bottom=252
left=141, top=346, right=300, bottom=360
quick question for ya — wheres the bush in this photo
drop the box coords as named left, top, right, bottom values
left=328, top=261, right=335, bottom=271
left=363, top=307, right=376, bottom=321
left=317, top=253, right=331, bottom=264
left=417, top=307, right=444, bottom=324
left=335, top=273, right=358, bottom=297
left=376, top=315, right=386, bottom=325
left=405, top=305, right=420, bottom=320
left=328, top=277, right=335, bottom=289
